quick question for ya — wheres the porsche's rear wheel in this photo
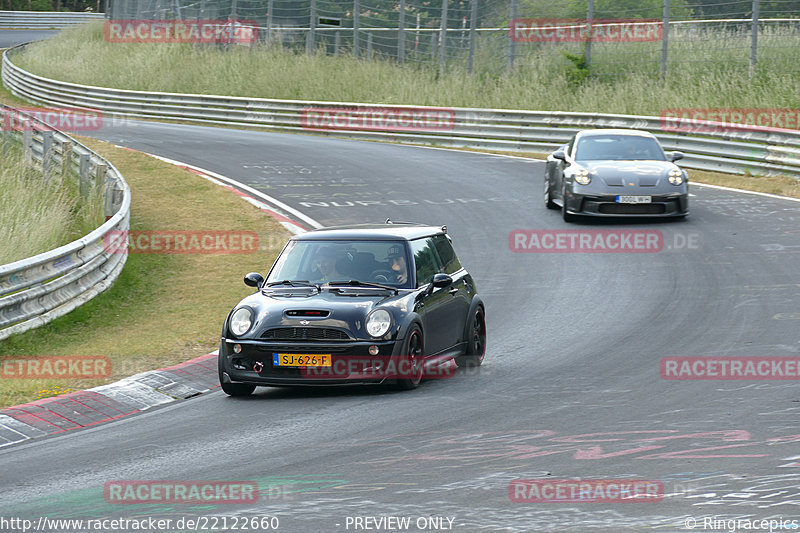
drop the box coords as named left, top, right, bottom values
left=219, top=341, right=256, bottom=397
left=394, top=326, right=424, bottom=390
left=456, top=309, right=486, bottom=368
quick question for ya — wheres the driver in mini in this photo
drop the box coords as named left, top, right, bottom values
left=314, top=246, right=344, bottom=282
left=387, top=245, right=408, bottom=285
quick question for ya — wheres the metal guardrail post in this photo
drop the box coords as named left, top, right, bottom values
left=95, top=163, right=108, bottom=192
left=22, top=124, right=32, bottom=165
left=367, top=33, right=373, bottom=60
left=1, top=125, right=9, bottom=157
left=103, top=173, right=117, bottom=219
left=41, top=130, right=53, bottom=181
left=79, top=153, right=91, bottom=197
left=60, top=140, right=73, bottom=176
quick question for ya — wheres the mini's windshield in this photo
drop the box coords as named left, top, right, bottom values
left=574, top=135, right=665, bottom=161
left=267, top=240, right=412, bottom=288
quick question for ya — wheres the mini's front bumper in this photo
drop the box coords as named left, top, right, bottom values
left=219, top=338, right=417, bottom=386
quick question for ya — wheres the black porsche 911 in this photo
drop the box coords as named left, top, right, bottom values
left=218, top=223, right=486, bottom=396
left=544, top=129, right=689, bottom=222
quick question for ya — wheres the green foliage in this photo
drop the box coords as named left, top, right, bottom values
left=518, top=0, right=694, bottom=19
left=563, top=47, right=591, bottom=86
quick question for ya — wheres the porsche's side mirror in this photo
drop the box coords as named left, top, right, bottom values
left=552, top=149, right=567, bottom=161
left=669, top=151, right=684, bottom=162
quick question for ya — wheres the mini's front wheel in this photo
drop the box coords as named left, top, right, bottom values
left=394, top=326, right=424, bottom=390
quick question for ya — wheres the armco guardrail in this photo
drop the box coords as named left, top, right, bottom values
left=0, top=105, right=130, bottom=341
left=0, top=11, right=104, bottom=29
left=3, top=42, right=800, bottom=179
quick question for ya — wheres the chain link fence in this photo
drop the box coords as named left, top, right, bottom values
left=104, top=0, right=800, bottom=79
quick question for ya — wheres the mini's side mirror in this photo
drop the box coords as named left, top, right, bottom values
left=244, top=272, right=264, bottom=288
left=552, top=149, right=566, bottom=161
left=669, top=151, right=684, bottom=162
left=431, top=273, right=453, bottom=289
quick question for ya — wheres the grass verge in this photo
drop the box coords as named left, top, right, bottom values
left=0, top=95, right=290, bottom=408
left=0, top=137, right=102, bottom=265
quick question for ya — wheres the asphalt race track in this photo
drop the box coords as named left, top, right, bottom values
left=2, top=109, right=800, bottom=530
left=0, top=30, right=57, bottom=48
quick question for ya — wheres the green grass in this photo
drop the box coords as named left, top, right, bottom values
left=12, top=22, right=800, bottom=115
left=0, top=140, right=103, bottom=265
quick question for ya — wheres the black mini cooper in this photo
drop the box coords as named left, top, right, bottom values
left=218, top=223, right=486, bottom=396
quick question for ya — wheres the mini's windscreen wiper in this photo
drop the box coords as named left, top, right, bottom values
left=322, top=280, right=398, bottom=292
left=265, top=280, right=319, bottom=288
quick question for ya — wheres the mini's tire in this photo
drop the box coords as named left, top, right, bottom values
left=394, top=326, right=424, bottom=390
left=456, top=309, right=486, bottom=368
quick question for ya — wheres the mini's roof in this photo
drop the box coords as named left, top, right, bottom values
left=293, top=223, right=446, bottom=241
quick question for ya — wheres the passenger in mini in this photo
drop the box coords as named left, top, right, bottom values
left=387, top=245, right=408, bottom=284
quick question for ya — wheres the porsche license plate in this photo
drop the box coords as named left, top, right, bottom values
left=273, top=353, right=332, bottom=367
left=616, top=195, right=652, bottom=204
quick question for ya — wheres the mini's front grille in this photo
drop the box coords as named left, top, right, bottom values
left=599, top=203, right=667, bottom=215
left=261, top=327, right=350, bottom=341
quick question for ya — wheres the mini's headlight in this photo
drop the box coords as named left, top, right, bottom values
left=574, top=168, right=591, bottom=185
left=366, top=309, right=392, bottom=338
left=668, top=169, right=684, bottom=185
left=230, top=307, right=253, bottom=337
